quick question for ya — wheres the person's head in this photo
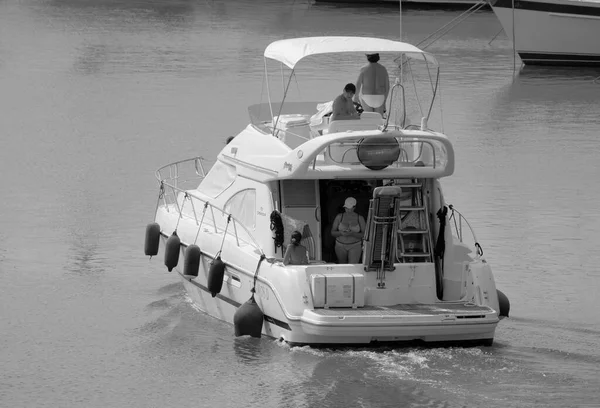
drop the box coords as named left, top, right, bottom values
left=343, top=196, right=357, bottom=212
left=343, top=83, right=356, bottom=98
left=366, top=53, right=380, bottom=63
left=291, top=230, right=302, bottom=246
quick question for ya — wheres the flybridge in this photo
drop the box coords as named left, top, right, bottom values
left=278, top=129, right=455, bottom=179
left=216, top=35, right=453, bottom=182
left=219, top=126, right=455, bottom=181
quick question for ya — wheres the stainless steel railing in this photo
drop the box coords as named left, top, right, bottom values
left=154, top=157, right=265, bottom=254
left=448, top=205, right=484, bottom=258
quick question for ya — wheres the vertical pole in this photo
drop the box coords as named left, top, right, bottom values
left=512, top=0, right=516, bottom=74
left=264, top=58, right=274, bottom=122
left=399, top=0, right=402, bottom=41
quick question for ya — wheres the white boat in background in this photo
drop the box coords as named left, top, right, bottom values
left=315, top=0, right=484, bottom=8
left=144, top=36, right=510, bottom=347
left=491, top=0, right=600, bottom=66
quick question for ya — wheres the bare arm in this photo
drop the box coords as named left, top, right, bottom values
left=283, top=245, right=292, bottom=265
left=358, top=215, right=367, bottom=240
left=354, top=71, right=363, bottom=102
left=332, top=96, right=357, bottom=121
left=331, top=97, right=343, bottom=121
left=331, top=214, right=343, bottom=238
left=384, top=68, right=390, bottom=99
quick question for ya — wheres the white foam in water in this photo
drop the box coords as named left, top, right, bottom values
left=184, top=294, right=203, bottom=312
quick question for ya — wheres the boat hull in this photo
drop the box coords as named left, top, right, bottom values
left=153, top=182, right=500, bottom=347
left=491, top=0, right=600, bottom=66
left=179, top=269, right=498, bottom=346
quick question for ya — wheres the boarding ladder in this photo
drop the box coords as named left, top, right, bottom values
left=364, top=187, right=399, bottom=268
left=396, top=182, right=434, bottom=263
left=363, top=186, right=400, bottom=287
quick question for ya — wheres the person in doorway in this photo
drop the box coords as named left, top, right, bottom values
left=283, top=230, right=309, bottom=266
left=331, top=83, right=361, bottom=121
left=331, top=197, right=366, bottom=264
left=354, top=53, right=390, bottom=116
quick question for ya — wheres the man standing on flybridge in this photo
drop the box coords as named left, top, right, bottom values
left=354, top=53, right=390, bottom=116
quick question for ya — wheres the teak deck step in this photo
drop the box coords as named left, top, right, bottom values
left=399, top=252, right=431, bottom=257
left=311, top=303, right=493, bottom=316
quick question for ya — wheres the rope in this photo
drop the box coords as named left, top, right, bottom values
left=416, top=1, right=488, bottom=51
left=216, top=214, right=232, bottom=258
left=251, top=254, right=267, bottom=294
left=154, top=181, right=165, bottom=218
left=270, top=210, right=285, bottom=256
left=475, top=242, right=484, bottom=257
left=488, top=28, right=504, bottom=46
left=434, top=206, right=448, bottom=300
left=174, top=192, right=188, bottom=232
left=425, top=66, right=440, bottom=123
left=434, top=206, right=448, bottom=259
left=192, top=202, right=209, bottom=245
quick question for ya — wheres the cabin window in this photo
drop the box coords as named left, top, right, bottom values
left=224, top=189, right=256, bottom=230
left=197, top=161, right=236, bottom=198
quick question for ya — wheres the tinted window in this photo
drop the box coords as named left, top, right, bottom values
left=224, top=189, right=256, bottom=230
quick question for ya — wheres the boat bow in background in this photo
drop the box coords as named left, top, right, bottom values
left=490, top=0, right=600, bottom=66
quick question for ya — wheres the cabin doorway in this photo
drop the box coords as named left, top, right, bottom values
left=280, top=180, right=322, bottom=260
left=318, top=179, right=382, bottom=263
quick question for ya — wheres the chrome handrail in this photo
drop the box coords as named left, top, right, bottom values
left=327, top=138, right=437, bottom=168
left=448, top=205, right=483, bottom=258
left=154, top=157, right=265, bottom=255
left=155, top=156, right=207, bottom=185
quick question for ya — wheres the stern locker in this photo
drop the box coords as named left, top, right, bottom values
left=311, top=273, right=365, bottom=308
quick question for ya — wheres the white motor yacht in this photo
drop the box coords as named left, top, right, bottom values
left=144, top=36, right=509, bottom=346
left=491, top=0, right=600, bottom=66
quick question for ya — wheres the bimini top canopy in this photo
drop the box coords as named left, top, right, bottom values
left=264, top=36, right=438, bottom=69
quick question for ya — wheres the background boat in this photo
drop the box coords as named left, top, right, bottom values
left=315, top=0, right=487, bottom=9
left=490, top=0, right=600, bottom=65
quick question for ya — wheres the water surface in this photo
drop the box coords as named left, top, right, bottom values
left=1, top=1, right=599, bottom=407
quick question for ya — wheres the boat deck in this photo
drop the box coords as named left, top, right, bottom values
left=312, top=302, right=492, bottom=317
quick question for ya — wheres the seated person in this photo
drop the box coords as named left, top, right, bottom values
left=331, top=83, right=360, bottom=122
left=283, top=231, right=309, bottom=265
